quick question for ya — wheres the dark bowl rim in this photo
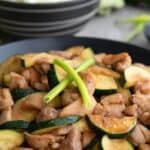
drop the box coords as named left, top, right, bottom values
left=0, top=0, right=93, bottom=6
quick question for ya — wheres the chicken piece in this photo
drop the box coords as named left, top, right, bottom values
left=94, top=93, right=125, bottom=118
left=135, top=80, right=150, bottom=94
left=80, top=71, right=96, bottom=95
left=34, top=63, right=51, bottom=74
left=14, top=148, right=34, bottom=150
left=51, top=126, right=72, bottom=136
left=95, top=52, right=132, bottom=72
left=100, top=93, right=125, bottom=105
left=129, top=124, right=150, bottom=146
left=131, top=93, right=150, bottom=125
left=6, top=72, right=28, bottom=89
left=0, top=107, right=12, bottom=124
left=49, top=46, right=84, bottom=59
left=36, top=106, right=58, bottom=122
left=59, top=96, right=97, bottom=117
left=21, top=93, right=46, bottom=111
left=59, top=127, right=82, bottom=150
left=22, top=68, right=41, bottom=85
left=25, top=132, right=62, bottom=149
left=138, top=144, right=150, bottom=150
left=0, top=88, right=14, bottom=110
left=82, top=131, right=96, bottom=148
left=124, top=104, right=138, bottom=117
left=61, top=86, right=80, bottom=106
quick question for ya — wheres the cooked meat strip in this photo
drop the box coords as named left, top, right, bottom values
left=22, top=68, right=49, bottom=91
left=49, top=46, right=84, bottom=59
left=59, top=127, right=82, bottom=150
left=34, top=63, right=51, bottom=74
left=95, top=52, right=132, bottom=72
left=25, top=132, right=64, bottom=149
left=80, top=71, right=96, bottom=95
left=82, top=131, right=96, bottom=148
left=21, top=93, right=46, bottom=111
left=94, top=93, right=125, bottom=118
left=51, top=126, right=72, bottom=136
left=22, top=68, right=41, bottom=85
left=59, top=96, right=97, bottom=117
left=14, top=148, right=34, bottom=150
left=36, top=106, right=58, bottom=122
left=131, top=93, right=150, bottom=125
left=0, top=88, right=14, bottom=110
left=6, top=72, right=29, bottom=89
left=134, top=80, right=150, bottom=94
left=128, top=124, right=150, bottom=146
left=61, top=86, right=80, bottom=106
left=138, top=144, right=150, bottom=150
left=0, top=107, right=12, bottom=124
left=124, top=104, right=138, bottom=117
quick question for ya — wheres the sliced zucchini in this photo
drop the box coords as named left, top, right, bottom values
left=11, top=88, right=35, bottom=101
left=101, top=135, right=134, bottom=150
left=124, top=65, right=150, bottom=88
left=94, top=75, right=118, bottom=97
left=20, top=52, right=61, bottom=68
left=47, top=64, right=67, bottom=88
left=0, top=55, right=23, bottom=85
left=86, top=115, right=137, bottom=138
left=0, top=120, right=29, bottom=130
left=0, top=130, right=24, bottom=150
left=28, top=115, right=80, bottom=134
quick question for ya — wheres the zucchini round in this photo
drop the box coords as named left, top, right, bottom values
left=0, top=130, right=24, bottom=149
left=86, top=115, right=137, bottom=138
left=101, top=135, right=134, bottom=150
left=28, top=115, right=80, bottom=134
left=0, top=120, right=29, bottom=130
left=124, top=65, right=150, bottom=88
left=94, top=75, right=118, bottom=97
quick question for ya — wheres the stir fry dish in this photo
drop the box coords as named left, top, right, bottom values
left=0, top=46, right=149, bottom=150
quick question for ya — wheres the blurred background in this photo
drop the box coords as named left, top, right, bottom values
left=0, top=0, right=149, bottom=49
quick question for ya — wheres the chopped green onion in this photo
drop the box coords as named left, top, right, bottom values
left=44, top=58, right=95, bottom=105
left=54, top=59, right=92, bottom=109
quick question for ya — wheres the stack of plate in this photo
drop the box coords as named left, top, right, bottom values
left=0, top=0, right=99, bottom=37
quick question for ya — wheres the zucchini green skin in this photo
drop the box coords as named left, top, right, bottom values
left=101, top=135, right=134, bottom=150
left=47, top=64, right=59, bottom=89
left=94, top=89, right=117, bottom=97
left=0, top=120, right=30, bottom=130
left=28, top=115, right=80, bottom=134
left=11, top=88, right=35, bottom=101
left=86, top=116, right=136, bottom=138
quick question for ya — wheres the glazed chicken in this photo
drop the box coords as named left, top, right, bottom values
left=0, top=46, right=149, bottom=150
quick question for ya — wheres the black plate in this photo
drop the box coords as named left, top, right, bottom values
left=0, top=37, right=149, bottom=65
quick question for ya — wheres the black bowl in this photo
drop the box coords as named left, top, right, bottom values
left=0, top=0, right=94, bottom=10
left=0, top=0, right=98, bottom=22
left=0, top=37, right=149, bottom=65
